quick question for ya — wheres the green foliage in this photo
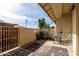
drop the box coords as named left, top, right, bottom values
left=38, top=18, right=46, bottom=29
left=38, top=18, right=50, bottom=29
left=45, top=24, right=50, bottom=29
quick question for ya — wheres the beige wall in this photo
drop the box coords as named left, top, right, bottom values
left=19, top=28, right=36, bottom=46
left=56, top=13, right=72, bottom=41
left=56, top=13, right=72, bottom=33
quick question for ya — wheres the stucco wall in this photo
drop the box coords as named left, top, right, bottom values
left=56, top=13, right=72, bottom=41
left=19, top=28, right=36, bottom=46
left=56, top=13, right=72, bottom=33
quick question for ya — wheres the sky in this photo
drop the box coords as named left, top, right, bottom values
left=0, top=3, right=55, bottom=28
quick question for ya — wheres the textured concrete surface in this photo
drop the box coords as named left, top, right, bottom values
left=1, top=40, right=73, bottom=56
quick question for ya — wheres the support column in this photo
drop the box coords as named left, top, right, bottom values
left=72, top=4, right=79, bottom=56
left=76, top=4, right=79, bottom=55
left=72, top=4, right=76, bottom=55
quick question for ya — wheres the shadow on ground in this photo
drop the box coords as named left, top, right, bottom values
left=2, top=39, right=47, bottom=56
left=1, top=39, right=69, bottom=56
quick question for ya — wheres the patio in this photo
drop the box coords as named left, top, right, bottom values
left=1, top=39, right=73, bottom=56
left=0, top=3, right=78, bottom=56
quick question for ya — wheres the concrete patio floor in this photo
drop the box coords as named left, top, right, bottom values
left=1, top=40, right=73, bottom=56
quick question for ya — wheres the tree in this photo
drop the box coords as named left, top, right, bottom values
left=38, top=18, right=46, bottom=29
left=46, top=24, right=50, bottom=29
left=37, top=18, right=51, bottom=39
left=38, top=18, right=50, bottom=29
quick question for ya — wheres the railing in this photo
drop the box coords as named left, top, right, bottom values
left=0, top=26, right=18, bottom=53
left=54, top=32, right=72, bottom=44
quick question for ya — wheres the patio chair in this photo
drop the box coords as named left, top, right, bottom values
left=53, top=32, right=62, bottom=44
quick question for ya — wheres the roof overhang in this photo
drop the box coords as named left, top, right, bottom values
left=39, top=3, right=74, bottom=21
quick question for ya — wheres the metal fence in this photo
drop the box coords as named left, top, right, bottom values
left=0, top=26, right=18, bottom=53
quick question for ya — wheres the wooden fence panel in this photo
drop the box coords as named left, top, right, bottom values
left=0, top=26, right=18, bottom=53
left=0, top=27, right=2, bottom=53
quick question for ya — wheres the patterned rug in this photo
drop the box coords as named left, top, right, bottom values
left=29, top=46, right=69, bottom=56
left=47, top=46, right=69, bottom=56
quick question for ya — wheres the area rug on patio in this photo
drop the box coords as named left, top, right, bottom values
left=47, top=46, right=69, bottom=56
left=29, top=46, right=69, bottom=56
